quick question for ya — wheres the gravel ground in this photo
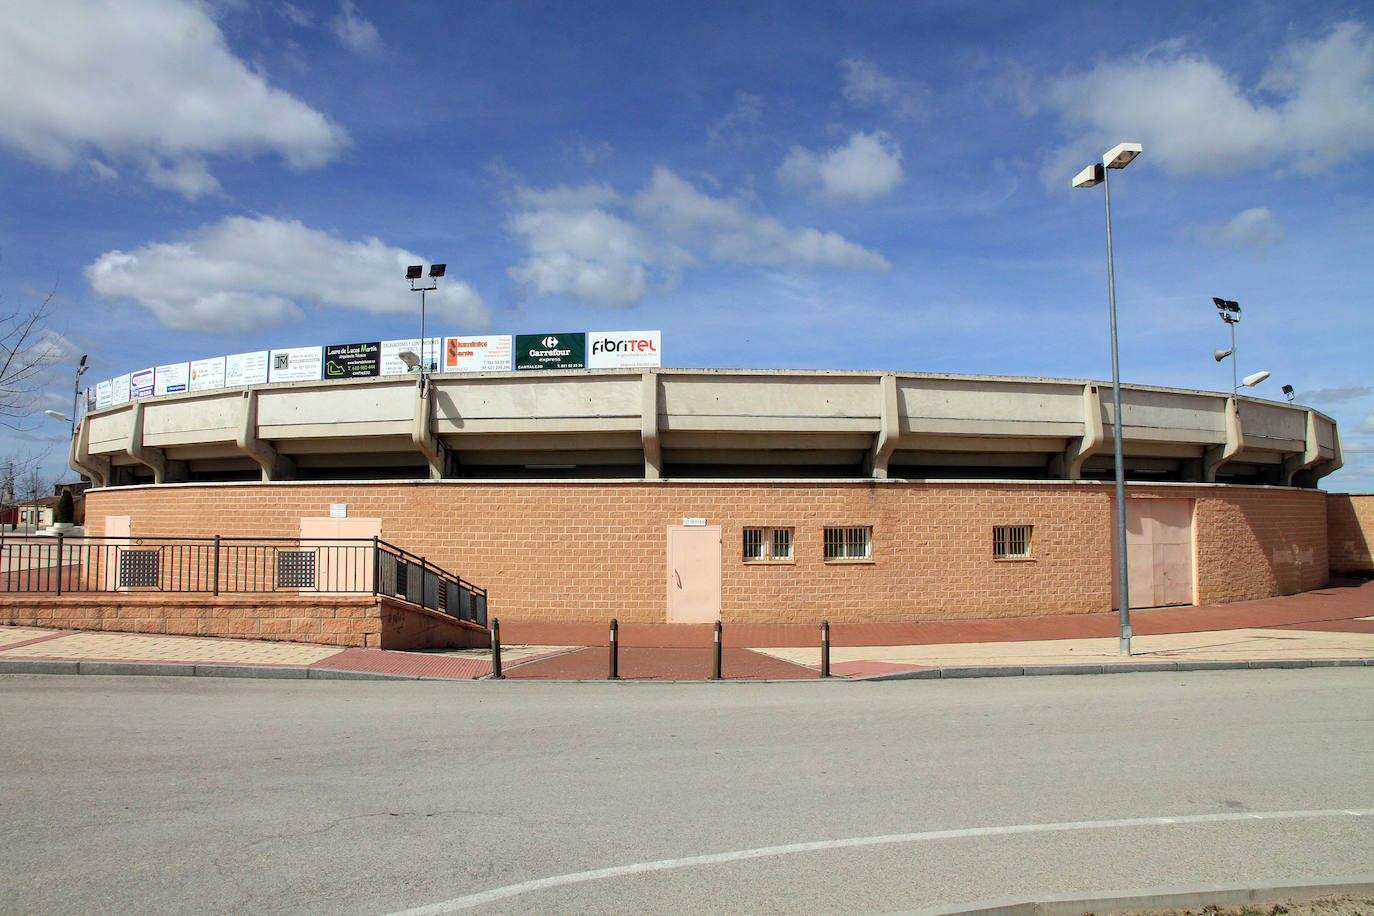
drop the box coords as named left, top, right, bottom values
left=1120, top=896, right=1374, bottom=916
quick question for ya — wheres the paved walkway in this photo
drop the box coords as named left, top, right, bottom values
left=1, top=579, right=1371, bottom=681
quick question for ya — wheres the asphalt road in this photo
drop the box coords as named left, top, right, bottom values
left=1, top=670, right=1371, bottom=915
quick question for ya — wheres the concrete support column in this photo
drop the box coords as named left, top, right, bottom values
left=125, top=401, right=168, bottom=484
left=1055, top=383, right=1105, bottom=480
left=1283, top=410, right=1323, bottom=486
left=70, top=416, right=110, bottom=488
left=236, top=390, right=295, bottom=481
left=1203, top=397, right=1243, bottom=482
left=412, top=375, right=450, bottom=480
left=866, top=373, right=900, bottom=479
left=642, top=370, right=661, bottom=481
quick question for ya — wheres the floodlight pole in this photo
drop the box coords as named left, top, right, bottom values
left=408, top=276, right=438, bottom=373
left=70, top=355, right=88, bottom=439
left=1101, top=163, right=1132, bottom=657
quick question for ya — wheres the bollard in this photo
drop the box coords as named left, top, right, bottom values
left=820, top=619, right=830, bottom=678
left=490, top=618, right=505, bottom=679
left=711, top=620, right=722, bottom=680
left=608, top=618, right=620, bottom=680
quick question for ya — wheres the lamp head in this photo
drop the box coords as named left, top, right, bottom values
left=1104, top=142, right=1142, bottom=169
left=1214, top=348, right=1233, bottom=362
left=1072, top=163, right=1104, bottom=189
left=397, top=351, right=421, bottom=370
left=1242, top=370, right=1270, bottom=388
left=405, top=265, right=422, bottom=280
left=1212, top=297, right=1240, bottom=313
left=1281, top=384, right=1295, bottom=401
left=428, top=263, right=446, bottom=278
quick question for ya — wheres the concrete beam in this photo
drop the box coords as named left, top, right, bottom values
left=236, top=390, right=295, bottom=481
left=1203, top=397, right=1243, bottom=482
left=412, top=375, right=450, bottom=480
left=866, top=374, right=900, bottom=479
left=642, top=371, right=661, bottom=480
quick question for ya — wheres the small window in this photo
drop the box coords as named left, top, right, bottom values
left=744, top=527, right=793, bottom=563
left=993, top=525, right=1032, bottom=559
left=824, top=526, right=871, bottom=562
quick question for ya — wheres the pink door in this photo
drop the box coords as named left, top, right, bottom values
left=1112, top=498, right=1194, bottom=609
left=666, top=525, right=722, bottom=623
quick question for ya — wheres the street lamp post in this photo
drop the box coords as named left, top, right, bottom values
left=406, top=264, right=446, bottom=373
left=1073, top=141, right=1141, bottom=657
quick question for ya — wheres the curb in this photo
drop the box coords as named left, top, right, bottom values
left=859, top=657, right=1374, bottom=681
left=0, top=658, right=448, bottom=681
left=890, top=877, right=1374, bottom=916
left=3, top=656, right=1372, bottom=683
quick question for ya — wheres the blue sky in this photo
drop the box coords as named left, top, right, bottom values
left=2, top=0, right=1372, bottom=490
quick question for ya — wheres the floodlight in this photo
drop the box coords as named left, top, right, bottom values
left=1104, top=142, right=1142, bottom=169
left=406, top=265, right=423, bottom=280
left=1212, top=297, right=1240, bottom=313
left=1282, top=384, right=1295, bottom=401
left=428, top=263, right=446, bottom=278
left=1072, top=163, right=1103, bottom=189
left=1214, top=348, right=1233, bottom=362
left=1242, top=370, right=1270, bottom=387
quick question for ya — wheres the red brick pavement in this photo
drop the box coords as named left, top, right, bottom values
left=502, top=646, right=819, bottom=680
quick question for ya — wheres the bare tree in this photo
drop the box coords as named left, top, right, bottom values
left=1, top=287, right=59, bottom=428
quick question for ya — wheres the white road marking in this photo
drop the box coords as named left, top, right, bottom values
left=385, top=807, right=1374, bottom=914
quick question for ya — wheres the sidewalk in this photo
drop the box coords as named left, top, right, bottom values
left=1, top=579, right=1371, bottom=682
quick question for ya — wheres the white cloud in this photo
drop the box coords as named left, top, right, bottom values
left=0, top=0, right=348, bottom=198
left=1303, top=385, right=1372, bottom=404
left=331, top=1, right=382, bottom=54
left=707, top=92, right=765, bottom=146
left=841, top=60, right=925, bottom=120
left=778, top=131, right=904, bottom=200
left=507, top=168, right=888, bottom=307
left=85, top=216, right=488, bottom=333
left=1207, top=206, right=1284, bottom=255
left=1046, top=21, right=1374, bottom=176
left=1359, top=413, right=1374, bottom=434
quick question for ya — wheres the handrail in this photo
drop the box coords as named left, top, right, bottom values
left=0, top=535, right=486, bottom=626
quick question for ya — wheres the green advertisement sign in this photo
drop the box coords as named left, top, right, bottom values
left=515, top=333, right=586, bottom=370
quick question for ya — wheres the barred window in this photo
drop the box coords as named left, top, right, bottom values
left=824, top=526, right=871, bottom=562
left=993, top=525, right=1032, bottom=559
left=744, top=527, right=793, bottom=563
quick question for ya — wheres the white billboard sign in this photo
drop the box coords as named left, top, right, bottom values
left=380, top=338, right=441, bottom=376
left=154, top=362, right=190, bottom=396
left=95, top=379, right=113, bottom=410
left=111, top=374, right=131, bottom=405
left=268, top=346, right=323, bottom=383
left=225, top=350, right=269, bottom=387
left=189, top=356, right=226, bottom=392
left=587, top=330, right=661, bottom=369
left=443, top=335, right=513, bottom=372
left=130, top=368, right=154, bottom=399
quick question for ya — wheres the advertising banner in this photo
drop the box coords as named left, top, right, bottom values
left=443, top=335, right=513, bottom=372
left=587, top=330, right=661, bottom=369
left=380, top=338, right=441, bottom=376
left=130, top=368, right=154, bottom=399
left=154, top=362, right=190, bottom=396
left=268, top=346, right=322, bottom=384
left=515, top=332, right=585, bottom=370
left=95, top=379, right=113, bottom=410
left=324, top=341, right=380, bottom=379
left=226, top=351, right=269, bottom=387
left=189, top=356, right=226, bottom=392
left=111, top=374, right=131, bottom=405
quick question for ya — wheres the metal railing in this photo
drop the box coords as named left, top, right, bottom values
left=0, top=534, right=486, bottom=626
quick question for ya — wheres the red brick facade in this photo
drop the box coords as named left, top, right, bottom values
left=82, top=480, right=1330, bottom=625
left=1327, top=493, right=1374, bottom=574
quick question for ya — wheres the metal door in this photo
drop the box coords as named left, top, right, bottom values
left=666, top=525, right=722, bottom=623
left=1113, top=498, right=1195, bottom=609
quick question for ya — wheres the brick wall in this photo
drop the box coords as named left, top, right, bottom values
left=0, top=593, right=486, bottom=649
left=1327, top=493, right=1374, bottom=574
left=83, top=480, right=1329, bottom=625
